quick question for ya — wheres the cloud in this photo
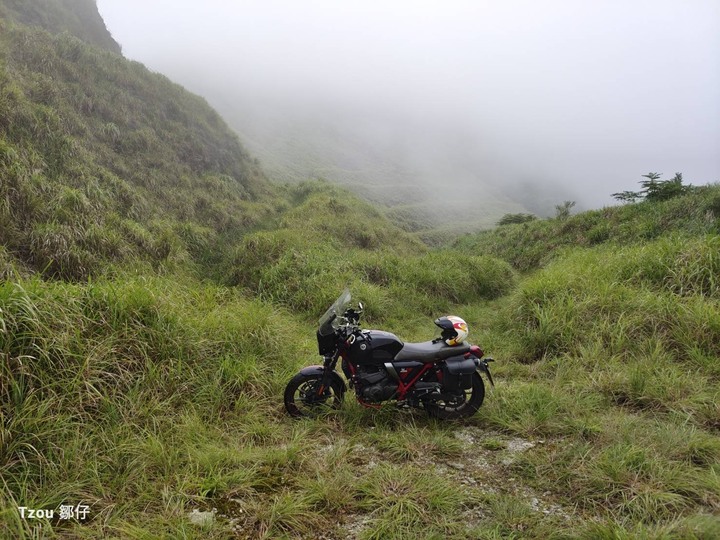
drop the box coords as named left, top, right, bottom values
left=98, top=0, right=720, bottom=211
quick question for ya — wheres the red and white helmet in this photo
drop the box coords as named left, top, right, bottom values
left=434, top=315, right=469, bottom=346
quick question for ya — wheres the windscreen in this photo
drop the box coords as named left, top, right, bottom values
left=318, top=289, right=351, bottom=335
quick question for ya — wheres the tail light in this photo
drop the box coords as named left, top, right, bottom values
left=464, top=345, right=484, bottom=359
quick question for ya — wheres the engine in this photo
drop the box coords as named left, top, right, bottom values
left=355, top=365, right=397, bottom=403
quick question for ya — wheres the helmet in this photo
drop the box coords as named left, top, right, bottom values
left=434, top=315, right=469, bottom=346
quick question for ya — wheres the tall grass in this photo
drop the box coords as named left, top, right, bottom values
left=0, top=274, right=310, bottom=538
left=505, top=235, right=720, bottom=367
left=2, top=226, right=719, bottom=537
left=472, top=233, right=720, bottom=535
left=226, top=185, right=517, bottom=329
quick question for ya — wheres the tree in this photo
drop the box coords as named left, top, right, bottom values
left=611, top=190, right=643, bottom=204
left=639, top=172, right=662, bottom=197
left=642, top=172, right=688, bottom=202
left=612, top=172, right=691, bottom=204
left=554, top=200, right=576, bottom=220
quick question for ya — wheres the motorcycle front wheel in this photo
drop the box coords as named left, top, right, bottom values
left=425, top=372, right=485, bottom=420
left=284, top=372, right=344, bottom=417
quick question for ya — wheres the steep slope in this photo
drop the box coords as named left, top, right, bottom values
left=0, top=0, right=121, bottom=53
left=0, top=17, right=270, bottom=279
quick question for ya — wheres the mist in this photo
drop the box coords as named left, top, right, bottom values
left=97, top=0, right=720, bottom=219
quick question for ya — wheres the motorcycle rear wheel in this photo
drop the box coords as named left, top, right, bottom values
left=425, top=372, right=485, bottom=420
left=284, top=372, right=344, bottom=417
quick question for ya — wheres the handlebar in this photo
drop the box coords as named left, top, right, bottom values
left=343, top=307, right=362, bottom=324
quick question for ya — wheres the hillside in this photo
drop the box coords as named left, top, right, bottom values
left=0, top=0, right=121, bottom=53
left=0, top=3, right=719, bottom=539
left=456, top=183, right=720, bottom=271
left=0, top=15, right=270, bottom=280
left=3, top=186, right=719, bottom=538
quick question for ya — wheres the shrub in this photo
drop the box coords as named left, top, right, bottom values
left=497, top=213, right=537, bottom=226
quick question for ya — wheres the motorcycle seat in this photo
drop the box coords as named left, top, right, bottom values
left=394, top=340, right=471, bottom=362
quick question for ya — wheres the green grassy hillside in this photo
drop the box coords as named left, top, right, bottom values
left=3, top=194, right=719, bottom=538
left=0, top=17, right=271, bottom=280
left=475, top=234, right=720, bottom=536
left=227, top=181, right=515, bottom=329
left=1, top=3, right=719, bottom=538
left=455, top=184, right=720, bottom=271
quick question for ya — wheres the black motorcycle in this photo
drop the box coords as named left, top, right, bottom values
left=284, top=290, right=494, bottom=419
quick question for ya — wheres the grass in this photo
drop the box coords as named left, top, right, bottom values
left=458, top=231, right=720, bottom=537
left=1, top=258, right=720, bottom=537
left=226, top=184, right=517, bottom=330
left=0, top=273, right=308, bottom=538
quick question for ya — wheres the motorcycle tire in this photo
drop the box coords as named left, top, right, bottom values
left=425, top=372, right=485, bottom=420
left=284, top=372, right=344, bottom=417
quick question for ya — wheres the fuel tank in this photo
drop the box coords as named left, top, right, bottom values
left=347, top=330, right=404, bottom=365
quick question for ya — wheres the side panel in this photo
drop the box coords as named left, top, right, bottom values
left=385, top=361, right=424, bottom=383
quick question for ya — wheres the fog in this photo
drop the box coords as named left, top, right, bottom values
left=97, top=0, right=719, bottom=218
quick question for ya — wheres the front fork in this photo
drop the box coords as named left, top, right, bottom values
left=316, top=351, right=343, bottom=396
left=316, top=355, right=333, bottom=396
left=296, top=352, right=347, bottom=401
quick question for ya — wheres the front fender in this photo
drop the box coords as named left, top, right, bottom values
left=299, top=365, right=347, bottom=395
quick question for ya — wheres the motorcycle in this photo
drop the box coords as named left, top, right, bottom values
left=284, top=290, right=494, bottom=419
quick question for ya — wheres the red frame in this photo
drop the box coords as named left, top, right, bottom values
left=345, top=356, right=440, bottom=406
left=394, top=362, right=435, bottom=400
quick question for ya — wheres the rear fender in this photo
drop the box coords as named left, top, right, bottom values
left=299, top=365, right=347, bottom=395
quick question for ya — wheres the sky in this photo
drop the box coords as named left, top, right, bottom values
left=97, top=0, right=720, bottom=211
